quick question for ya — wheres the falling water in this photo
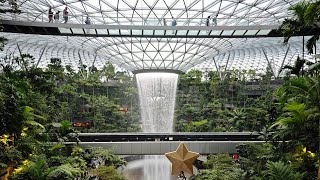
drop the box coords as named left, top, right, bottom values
left=136, top=72, right=178, bottom=133
left=136, top=72, right=179, bottom=180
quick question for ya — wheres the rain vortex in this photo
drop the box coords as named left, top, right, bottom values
left=136, top=72, right=178, bottom=180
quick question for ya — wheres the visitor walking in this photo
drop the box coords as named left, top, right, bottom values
left=48, top=7, right=54, bottom=23
left=171, top=17, right=177, bottom=34
left=163, top=18, right=167, bottom=26
left=206, top=16, right=210, bottom=26
left=85, top=16, right=91, bottom=34
left=63, top=6, right=69, bottom=23
left=54, top=11, right=60, bottom=23
left=212, top=15, right=217, bottom=26
left=85, top=16, right=91, bottom=25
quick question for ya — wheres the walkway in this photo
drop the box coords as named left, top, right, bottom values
left=77, top=132, right=259, bottom=141
left=0, top=19, right=307, bottom=38
left=65, top=132, right=262, bottom=155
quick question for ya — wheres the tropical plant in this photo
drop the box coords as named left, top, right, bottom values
left=91, top=166, right=125, bottom=180
left=236, top=143, right=276, bottom=178
left=263, top=161, right=304, bottom=180
left=280, top=56, right=306, bottom=77
left=196, top=154, right=242, bottom=180
left=45, top=164, right=81, bottom=180
left=10, top=156, right=47, bottom=180
left=84, top=147, right=127, bottom=168
left=271, top=101, right=316, bottom=143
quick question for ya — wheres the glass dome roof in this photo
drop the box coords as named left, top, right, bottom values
left=0, top=0, right=312, bottom=73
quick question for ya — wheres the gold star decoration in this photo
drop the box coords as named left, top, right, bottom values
left=165, top=143, right=200, bottom=175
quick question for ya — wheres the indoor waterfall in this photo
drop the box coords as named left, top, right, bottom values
left=136, top=72, right=179, bottom=180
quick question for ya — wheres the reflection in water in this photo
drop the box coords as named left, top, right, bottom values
left=123, top=155, right=176, bottom=180
left=143, top=155, right=171, bottom=180
left=128, top=72, right=178, bottom=180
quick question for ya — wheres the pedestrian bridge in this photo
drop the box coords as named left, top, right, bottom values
left=2, top=20, right=319, bottom=39
left=65, top=132, right=263, bottom=155
left=3, top=19, right=317, bottom=39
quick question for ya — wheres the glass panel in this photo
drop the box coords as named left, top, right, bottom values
left=198, top=30, right=209, bottom=36
left=96, top=29, right=108, bottom=35
left=232, top=30, right=247, bottom=36
left=210, top=30, right=222, bottom=36
left=132, top=30, right=142, bottom=35
left=109, top=29, right=119, bottom=35
left=154, top=30, right=165, bottom=36
left=58, top=28, right=72, bottom=34
left=166, top=30, right=177, bottom=35
left=143, top=30, right=153, bottom=35
left=188, top=30, right=199, bottom=35
left=120, top=29, right=130, bottom=35
left=84, top=29, right=96, bottom=35
left=256, top=29, right=271, bottom=36
left=221, top=30, right=234, bottom=36
left=71, top=28, right=84, bottom=34
left=176, top=30, right=187, bottom=35
left=245, top=30, right=259, bottom=36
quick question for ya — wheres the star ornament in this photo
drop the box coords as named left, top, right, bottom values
left=165, top=143, right=200, bottom=175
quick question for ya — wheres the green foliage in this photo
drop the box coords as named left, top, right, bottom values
left=237, top=143, right=276, bottom=178
left=0, top=143, right=22, bottom=166
left=91, top=166, right=125, bottom=180
left=85, top=147, right=127, bottom=168
left=101, top=62, right=116, bottom=82
left=49, top=144, right=65, bottom=153
left=196, top=154, right=242, bottom=180
left=10, top=156, right=47, bottom=180
left=280, top=57, right=306, bottom=77
left=263, top=161, right=304, bottom=180
left=175, top=69, right=277, bottom=133
left=279, top=1, right=320, bottom=54
left=274, top=76, right=320, bottom=151
left=45, top=164, right=81, bottom=180
left=287, top=145, right=317, bottom=179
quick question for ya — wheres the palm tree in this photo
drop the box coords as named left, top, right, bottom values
left=279, top=1, right=320, bottom=54
left=280, top=56, right=306, bottom=77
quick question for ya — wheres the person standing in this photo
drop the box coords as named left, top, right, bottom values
left=84, top=16, right=91, bottom=34
left=206, top=16, right=210, bottom=26
left=212, top=15, right=217, bottom=26
left=171, top=16, right=177, bottom=34
left=177, top=171, right=186, bottom=180
left=63, top=6, right=69, bottom=23
left=54, top=11, right=60, bottom=23
left=48, top=7, right=54, bottom=23
left=85, top=16, right=91, bottom=25
left=163, top=18, right=167, bottom=26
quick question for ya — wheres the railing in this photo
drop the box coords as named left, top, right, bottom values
left=7, top=12, right=286, bottom=26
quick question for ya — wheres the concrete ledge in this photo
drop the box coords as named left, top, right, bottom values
left=66, top=141, right=263, bottom=155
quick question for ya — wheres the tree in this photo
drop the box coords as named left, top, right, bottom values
left=279, top=1, right=320, bottom=54
left=274, top=76, right=320, bottom=179
left=280, top=56, right=306, bottom=77
left=101, top=62, right=115, bottom=82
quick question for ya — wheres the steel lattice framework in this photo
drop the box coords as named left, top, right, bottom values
left=0, top=0, right=315, bottom=73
